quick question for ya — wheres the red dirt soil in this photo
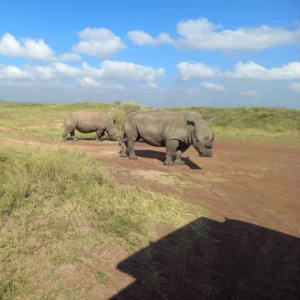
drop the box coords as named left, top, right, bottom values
left=2, top=136, right=300, bottom=299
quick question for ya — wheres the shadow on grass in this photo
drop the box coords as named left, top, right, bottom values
left=110, top=217, right=300, bottom=300
left=135, top=149, right=201, bottom=170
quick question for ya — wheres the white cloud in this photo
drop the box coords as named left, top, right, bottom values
left=0, top=65, right=31, bottom=80
left=72, top=27, right=126, bottom=58
left=127, top=31, right=172, bottom=45
left=0, top=33, right=81, bottom=62
left=201, top=82, right=225, bottom=91
left=78, top=76, right=101, bottom=88
left=177, top=62, right=219, bottom=81
left=128, top=18, right=300, bottom=51
left=78, top=76, right=126, bottom=90
left=240, top=90, right=259, bottom=96
left=24, top=65, right=57, bottom=80
left=141, top=82, right=158, bottom=89
left=225, top=61, right=300, bottom=80
left=288, top=82, right=300, bottom=92
left=0, top=60, right=164, bottom=90
left=58, top=53, right=82, bottom=62
left=0, top=33, right=54, bottom=61
left=83, top=60, right=165, bottom=82
left=175, top=19, right=300, bottom=50
left=0, top=64, right=57, bottom=81
left=53, top=62, right=83, bottom=77
left=178, top=61, right=300, bottom=81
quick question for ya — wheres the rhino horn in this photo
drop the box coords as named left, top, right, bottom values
left=210, top=132, right=215, bottom=143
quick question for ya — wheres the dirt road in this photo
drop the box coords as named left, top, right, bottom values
left=2, top=135, right=300, bottom=299
left=5, top=136, right=299, bottom=236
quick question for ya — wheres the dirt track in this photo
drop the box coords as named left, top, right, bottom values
left=5, top=136, right=299, bottom=236
left=2, top=135, right=300, bottom=299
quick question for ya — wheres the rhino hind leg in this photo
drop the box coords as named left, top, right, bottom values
left=96, top=129, right=105, bottom=141
left=61, top=129, right=76, bottom=142
left=175, top=145, right=189, bottom=165
left=164, top=140, right=179, bottom=166
left=70, top=131, right=78, bottom=141
left=61, top=130, right=69, bottom=142
left=128, top=139, right=137, bottom=159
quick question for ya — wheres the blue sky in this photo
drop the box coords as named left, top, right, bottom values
left=0, top=0, right=300, bottom=108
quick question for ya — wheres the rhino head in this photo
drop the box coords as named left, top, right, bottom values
left=106, top=119, right=118, bottom=141
left=188, top=116, right=215, bottom=157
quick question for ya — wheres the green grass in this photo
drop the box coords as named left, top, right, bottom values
left=0, top=143, right=203, bottom=299
left=1, top=101, right=300, bottom=146
left=95, top=271, right=108, bottom=284
left=264, top=208, right=278, bottom=214
left=0, top=101, right=144, bottom=131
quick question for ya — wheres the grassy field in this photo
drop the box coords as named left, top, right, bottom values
left=167, top=106, right=300, bottom=146
left=0, top=143, right=204, bottom=299
left=1, top=100, right=299, bottom=298
left=1, top=101, right=300, bottom=146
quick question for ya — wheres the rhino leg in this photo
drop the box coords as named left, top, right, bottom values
left=175, top=145, right=189, bottom=165
left=70, top=131, right=78, bottom=141
left=61, top=130, right=69, bottom=142
left=96, top=129, right=104, bottom=141
left=164, top=140, right=179, bottom=166
left=120, top=139, right=128, bottom=157
left=128, top=138, right=137, bottom=159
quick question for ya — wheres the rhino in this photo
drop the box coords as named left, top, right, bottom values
left=61, top=111, right=117, bottom=142
left=119, top=110, right=215, bottom=165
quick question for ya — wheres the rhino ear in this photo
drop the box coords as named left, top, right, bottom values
left=187, top=119, right=196, bottom=126
left=187, top=115, right=196, bottom=126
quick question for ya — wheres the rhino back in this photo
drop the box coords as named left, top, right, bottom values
left=69, top=111, right=108, bottom=133
left=125, top=110, right=190, bottom=146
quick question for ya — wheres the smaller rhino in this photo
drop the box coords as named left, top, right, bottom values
left=61, top=111, right=117, bottom=142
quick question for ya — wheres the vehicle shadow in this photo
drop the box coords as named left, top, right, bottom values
left=135, top=149, right=201, bottom=170
left=110, top=217, right=300, bottom=300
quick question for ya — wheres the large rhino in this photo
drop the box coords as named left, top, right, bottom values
left=61, top=111, right=117, bottom=142
left=119, top=110, right=215, bottom=165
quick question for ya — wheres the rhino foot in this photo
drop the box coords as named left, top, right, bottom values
left=174, top=159, right=185, bottom=165
left=129, top=156, right=138, bottom=160
left=120, top=152, right=128, bottom=157
left=164, top=160, right=174, bottom=166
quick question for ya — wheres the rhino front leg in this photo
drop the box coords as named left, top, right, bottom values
left=175, top=145, right=189, bottom=165
left=120, top=139, right=128, bottom=157
left=164, top=140, right=179, bottom=166
left=96, top=129, right=104, bottom=141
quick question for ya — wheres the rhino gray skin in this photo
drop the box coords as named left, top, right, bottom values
left=119, top=110, right=215, bottom=165
left=61, top=111, right=117, bottom=142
